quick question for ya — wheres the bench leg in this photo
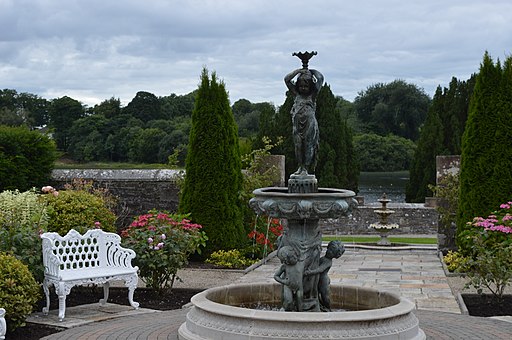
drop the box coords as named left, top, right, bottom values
left=42, top=279, right=51, bottom=315
left=99, top=281, right=110, bottom=305
left=56, top=282, right=69, bottom=321
left=125, top=274, right=139, bottom=309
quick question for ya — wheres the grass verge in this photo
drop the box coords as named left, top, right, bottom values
left=323, top=235, right=437, bottom=245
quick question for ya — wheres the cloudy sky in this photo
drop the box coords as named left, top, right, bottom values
left=1, top=0, right=511, bottom=107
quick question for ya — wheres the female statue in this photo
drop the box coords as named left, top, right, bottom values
left=284, top=64, right=324, bottom=176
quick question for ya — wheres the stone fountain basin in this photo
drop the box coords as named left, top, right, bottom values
left=250, top=187, right=358, bottom=220
left=178, top=283, right=425, bottom=340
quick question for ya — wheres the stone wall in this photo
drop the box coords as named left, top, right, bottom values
left=51, top=169, right=182, bottom=228
left=320, top=203, right=438, bottom=235
left=50, top=169, right=438, bottom=235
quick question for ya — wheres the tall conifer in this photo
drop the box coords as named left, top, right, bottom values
left=179, top=68, right=244, bottom=253
left=457, top=52, right=512, bottom=249
left=406, top=87, right=444, bottom=202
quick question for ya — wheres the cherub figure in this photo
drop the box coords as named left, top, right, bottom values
left=304, top=240, right=345, bottom=311
left=284, top=66, right=324, bottom=176
left=274, top=245, right=303, bottom=311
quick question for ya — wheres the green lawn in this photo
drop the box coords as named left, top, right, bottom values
left=54, top=161, right=177, bottom=170
left=323, top=235, right=437, bottom=245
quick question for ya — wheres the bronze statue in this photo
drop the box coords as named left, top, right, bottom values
left=284, top=51, right=324, bottom=176
left=304, top=240, right=345, bottom=311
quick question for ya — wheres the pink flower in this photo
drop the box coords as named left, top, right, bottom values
left=94, top=221, right=101, bottom=229
left=500, top=203, right=511, bottom=210
left=41, top=186, right=54, bottom=193
left=147, top=237, right=154, bottom=244
left=160, top=234, right=166, bottom=240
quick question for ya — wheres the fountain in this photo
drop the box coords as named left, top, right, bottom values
left=178, top=52, right=425, bottom=339
left=370, top=193, right=399, bottom=246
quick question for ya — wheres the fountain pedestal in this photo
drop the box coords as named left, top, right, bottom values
left=370, top=193, right=399, bottom=245
left=178, top=51, right=424, bottom=339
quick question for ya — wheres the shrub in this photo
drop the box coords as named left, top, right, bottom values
left=462, top=201, right=512, bottom=302
left=0, top=188, right=49, bottom=282
left=45, top=180, right=116, bottom=235
left=0, top=252, right=41, bottom=332
left=179, top=68, right=245, bottom=254
left=121, top=210, right=208, bottom=294
left=205, top=249, right=258, bottom=269
left=442, top=251, right=470, bottom=273
left=0, top=125, right=57, bottom=192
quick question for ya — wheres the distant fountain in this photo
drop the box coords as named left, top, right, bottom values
left=178, top=52, right=425, bottom=340
left=370, top=193, right=399, bottom=246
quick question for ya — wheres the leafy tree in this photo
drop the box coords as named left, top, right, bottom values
left=0, top=89, right=49, bottom=128
left=253, top=102, right=278, bottom=151
left=123, top=91, right=162, bottom=122
left=336, top=96, right=359, bottom=133
left=160, top=92, right=195, bottom=119
left=457, top=52, right=512, bottom=251
left=179, top=68, right=245, bottom=254
left=354, top=80, right=430, bottom=141
left=67, top=115, right=110, bottom=162
left=354, top=133, right=416, bottom=172
left=48, top=96, right=84, bottom=150
left=130, top=128, right=168, bottom=163
left=0, top=126, right=57, bottom=191
left=93, top=97, right=121, bottom=118
left=105, top=115, right=144, bottom=162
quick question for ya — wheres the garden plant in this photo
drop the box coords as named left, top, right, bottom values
left=121, top=210, right=208, bottom=294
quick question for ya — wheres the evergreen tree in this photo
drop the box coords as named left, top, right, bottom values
left=406, top=76, right=475, bottom=203
left=406, top=87, right=445, bottom=202
left=179, top=68, right=245, bottom=254
left=316, top=84, right=345, bottom=188
left=457, top=52, right=512, bottom=250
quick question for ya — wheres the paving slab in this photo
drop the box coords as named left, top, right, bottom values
left=34, top=246, right=512, bottom=339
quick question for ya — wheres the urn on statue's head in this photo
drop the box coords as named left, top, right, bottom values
left=292, top=51, right=317, bottom=69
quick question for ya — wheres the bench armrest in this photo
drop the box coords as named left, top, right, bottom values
left=103, top=233, right=137, bottom=269
left=41, top=236, right=64, bottom=277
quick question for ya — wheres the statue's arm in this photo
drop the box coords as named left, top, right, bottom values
left=274, top=265, right=289, bottom=285
left=310, top=69, right=324, bottom=92
left=284, top=69, right=301, bottom=94
left=305, top=263, right=329, bottom=276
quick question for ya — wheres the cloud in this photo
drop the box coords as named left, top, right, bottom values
left=1, top=0, right=511, bottom=107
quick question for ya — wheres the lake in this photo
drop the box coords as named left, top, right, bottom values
left=357, top=171, right=409, bottom=204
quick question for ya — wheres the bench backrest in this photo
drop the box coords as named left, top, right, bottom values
left=41, top=229, right=134, bottom=273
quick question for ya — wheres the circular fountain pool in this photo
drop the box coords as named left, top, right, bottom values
left=178, top=283, right=425, bottom=340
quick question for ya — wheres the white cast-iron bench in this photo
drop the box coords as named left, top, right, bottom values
left=41, top=229, right=139, bottom=321
left=0, top=308, right=6, bottom=340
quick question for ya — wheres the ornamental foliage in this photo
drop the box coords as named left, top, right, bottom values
left=121, top=211, right=207, bottom=294
left=0, top=188, right=49, bottom=282
left=457, top=52, right=512, bottom=249
left=0, top=125, right=57, bottom=192
left=179, top=68, right=245, bottom=254
left=0, top=252, right=41, bottom=332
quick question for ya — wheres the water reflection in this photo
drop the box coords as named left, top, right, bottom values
left=357, top=171, right=409, bottom=204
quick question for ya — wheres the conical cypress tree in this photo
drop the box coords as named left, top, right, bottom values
left=406, top=87, right=445, bottom=202
left=457, top=52, right=512, bottom=250
left=179, top=68, right=244, bottom=254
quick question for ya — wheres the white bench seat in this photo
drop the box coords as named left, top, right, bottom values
left=41, top=229, right=139, bottom=321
